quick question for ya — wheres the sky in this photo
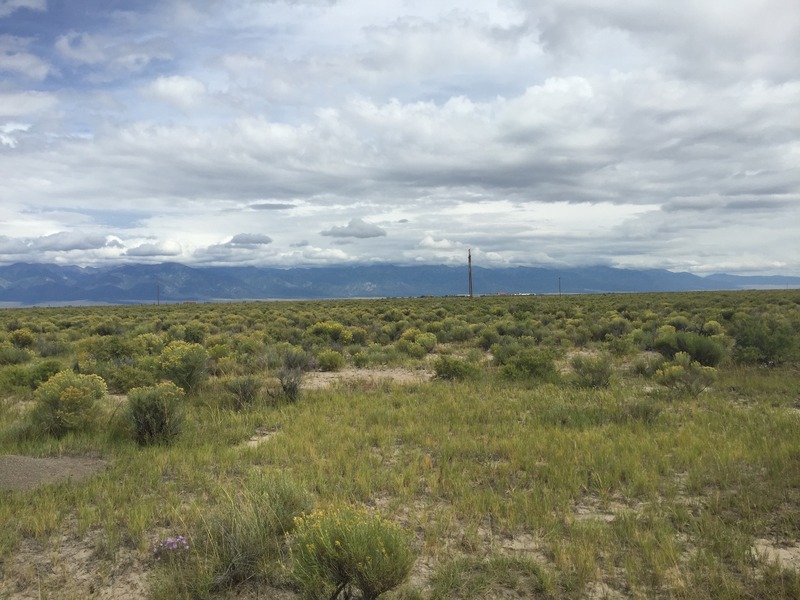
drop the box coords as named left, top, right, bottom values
left=1, top=0, right=798, bottom=275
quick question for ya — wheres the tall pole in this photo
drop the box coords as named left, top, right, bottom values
left=468, top=249, right=473, bottom=298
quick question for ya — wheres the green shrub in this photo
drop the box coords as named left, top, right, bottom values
left=317, top=349, right=345, bottom=372
left=223, top=375, right=263, bottom=409
left=667, top=315, right=692, bottom=331
left=396, top=339, right=427, bottom=359
left=730, top=315, right=797, bottom=365
left=31, top=370, right=107, bottom=437
left=631, top=353, right=665, bottom=377
left=93, top=318, right=122, bottom=336
left=500, top=349, right=558, bottom=383
left=592, top=316, right=632, bottom=340
left=77, top=334, right=138, bottom=365
left=183, top=321, right=208, bottom=344
left=291, top=505, right=414, bottom=600
left=159, top=341, right=208, bottom=393
left=9, top=328, right=35, bottom=349
left=126, top=382, right=185, bottom=445
left=274, top=367, right=303, bottom=402
left=653, top=325, right=679, bottom=358
left=630, top=328, right=653, bottom=349
left=35, top=337, right=70, bottom=357
left=675, top=331, right=726, bottom=367
left=282, top=346, right=314, bottom=371
left=353, top=352, right=369, bottom=368
left=414, top=332, right=437, bottom=352
left=444, top=325, right=473, bottom=343
left=259, top=345, right=284, bottom=370
left=702, top=320, right=724, bottom=336
left=0, top=365, right=29, bottom=392
left=655, top=352, right=717, bottom=397
left=433, top=355, right=479, bottom=380
left=571, top=353, right=613, bottom=388
left=478, top=327, right=500, bottom=350
left=24, top=359, right=63, bottom=389
left=105, top=365, right=158, bottom=393
left=308, top=321, right=353, bottom=343
left=0, top=342, right=32, bottom=365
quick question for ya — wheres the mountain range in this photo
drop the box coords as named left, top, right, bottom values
left=0, top=262, right=798, bottom=307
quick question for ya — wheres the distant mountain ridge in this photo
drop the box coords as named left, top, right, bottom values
left=0, top=262, right=798, bottom=306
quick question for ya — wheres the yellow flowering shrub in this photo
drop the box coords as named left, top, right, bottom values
left=655, top=352, right=717, bottom=397
left=159, top=341, right=208, bottom=393
left=290, top=505, right=414, bottom=600
left=32, top=370, right=107, bottom=437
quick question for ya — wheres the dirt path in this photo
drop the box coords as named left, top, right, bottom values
left=0, top=455, right=108, bottom=491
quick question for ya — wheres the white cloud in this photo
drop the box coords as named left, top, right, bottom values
left=0, top=121, right=29, bottom=147
left=299, top=246, right=352, bottom=263
left=0, top=36, right=52, bottom=80
left=0, top=0, right=797, bottom=275
left=321, top=218, right=387, bottom=239
left=418, top=235, right=461, bottom=250
left=0, top=235, right=27, bottom=254
left=125, top=241, right=182, bottom=257
left=54, top=31, right=106, bottom=65
left=0, top=91, right=57, bottom=117
left=0, top=0, right=45, bottom=18
left=35, top=231, right=112, bottom=252
left=146, top=75, right=207, bottom=110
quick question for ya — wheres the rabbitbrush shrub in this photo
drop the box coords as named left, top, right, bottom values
left=223, top=375, right=263, bottom=409
left=291, top=505, right=414, bottom=600
left=31, top=370, right=107, bottom=437
left=0, top=342, right=32, bottom=365
left=9, top=328, right=35, bottom=349
left=159, top=341, right=208, bottom=393
left=317, top=349, right=345, bottom=372
left=571, top=353, right=613, bottom=388
left=675, top=331, right=726, bottom=367
left=126, top=381, right=185, bottom=445
left=500, top=348, right=558, bottom=383
left=655, top=352, right=717, bottom=397
left=433, top=355, right=479, bottom=380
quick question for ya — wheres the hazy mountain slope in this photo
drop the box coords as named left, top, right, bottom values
left=0, top=262, right=788, bottom=306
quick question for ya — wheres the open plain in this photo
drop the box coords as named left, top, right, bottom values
left=1, top=291, right=798, bottom=599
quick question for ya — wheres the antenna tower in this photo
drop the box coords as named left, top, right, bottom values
left=468, top=249, right=473, bottom=298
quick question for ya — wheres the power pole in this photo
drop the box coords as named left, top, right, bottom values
left=468, top=249, right=473, bottom=298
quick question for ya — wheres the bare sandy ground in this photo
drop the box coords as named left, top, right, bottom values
left=302, top=366, right=433, bottom=390
left=0, top=455, right=108, bottom=491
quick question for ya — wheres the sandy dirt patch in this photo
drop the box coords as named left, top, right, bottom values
left=0, top=527, right=147, bottom=600
left=241, top=427, right=280, bottom=448
left=302, top=367, right=433, bottom=390
left=752, top=539, right=800, bottom=570
left=0, top=455, right=108, bottom=491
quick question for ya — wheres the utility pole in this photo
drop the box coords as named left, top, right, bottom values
left=468, top=249, right=473, bottom=298
left=558, top=277, right=561, bottom=297
left=157, top=284, right=160, bottom=306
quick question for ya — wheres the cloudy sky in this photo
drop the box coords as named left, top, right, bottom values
left=1, top=0, right=798, bottom=274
